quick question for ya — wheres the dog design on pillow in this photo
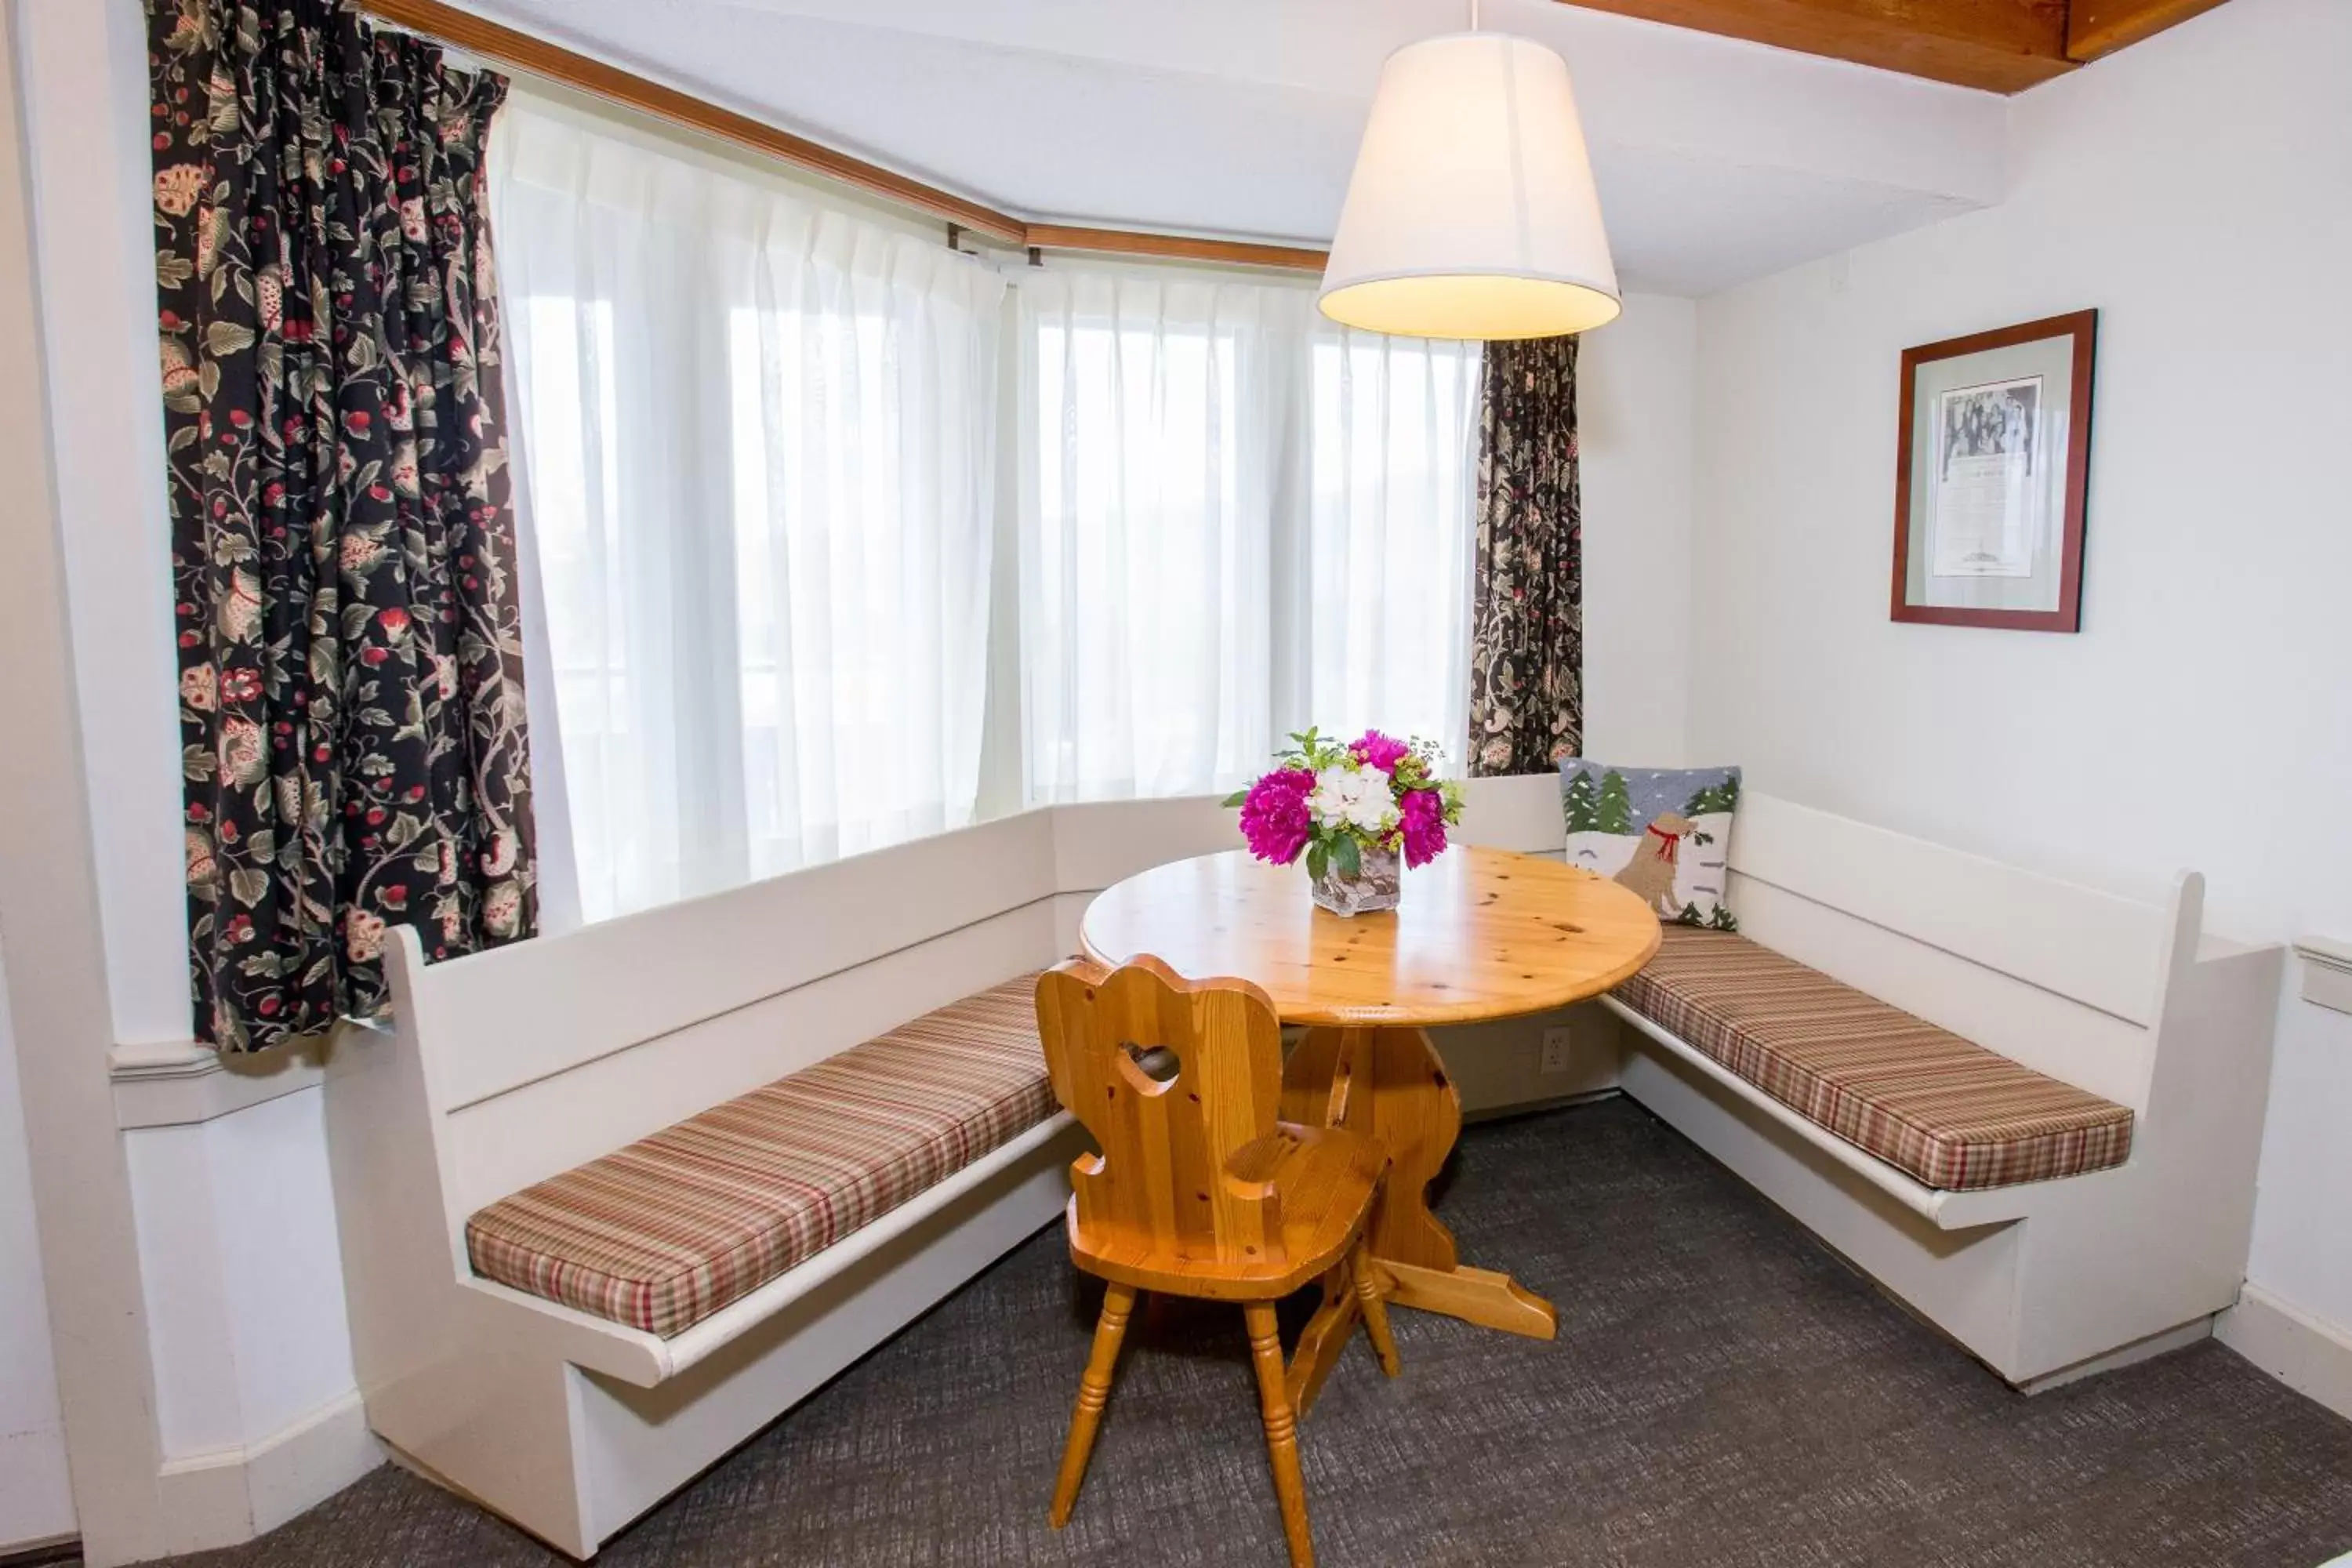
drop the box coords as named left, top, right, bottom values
left=1611, top=810, right=1699, bottom=916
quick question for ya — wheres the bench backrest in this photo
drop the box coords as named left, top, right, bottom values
left=389, top=810, right=1062, bottom=1217
left=379, top=772, right=2189, bottom=1231
left=1725, top=793, right=2179, bottom=1111
left=390, top=775, right=1577, bottom=1222
left=1317, top=776, right=2183, bottom=1109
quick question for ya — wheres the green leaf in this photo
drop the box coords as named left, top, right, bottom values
left=1305, top=842, right=1328, bottom=882
left=1219, top=790, right=1250, bottom=808
left=1333, top=834, right=1360, bottom=877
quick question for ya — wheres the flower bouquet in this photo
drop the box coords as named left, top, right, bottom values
left=1223, top=729, right=1467, bottom=916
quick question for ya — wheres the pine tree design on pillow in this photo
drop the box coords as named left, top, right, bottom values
left=1559, top=761, right=1740, bottom=930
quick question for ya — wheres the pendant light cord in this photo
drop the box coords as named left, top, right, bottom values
left=1469, top=0, right=1481, bottom=30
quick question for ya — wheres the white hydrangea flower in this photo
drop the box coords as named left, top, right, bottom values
left=1308, top=766, right=1356, bottom=826
left=1310, top=765, right=1393, bottom=837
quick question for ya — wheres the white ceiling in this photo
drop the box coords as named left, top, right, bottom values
left=458, top=0, right=2015, bottom=296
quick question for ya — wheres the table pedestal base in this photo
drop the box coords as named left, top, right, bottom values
left=1278, top=1025, right=1557, bottom=1414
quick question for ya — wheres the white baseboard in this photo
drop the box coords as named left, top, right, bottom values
left=2217, top=1283, right=2352, bottom=1425
left=154, top=1389, right=383, bottom=1555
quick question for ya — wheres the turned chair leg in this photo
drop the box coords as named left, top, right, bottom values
left=1350, top=1236, right=1400, bottom=1377
left=1243, top=1301, right=1316, bottom=1568
left=1051, top=1282, right=1136, bottom=1527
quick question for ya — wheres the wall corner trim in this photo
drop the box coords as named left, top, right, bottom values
left=110, top=1039, right=326, bottom=1130
left=2216, top=1283, right=2352, bottom=1425
left=154, top=1389, right=384, bottom=1556
left=2292, top=935, right=2352, bottom=1015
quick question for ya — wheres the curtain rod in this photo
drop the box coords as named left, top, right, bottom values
left=361, top=0, right=1330, bottom=275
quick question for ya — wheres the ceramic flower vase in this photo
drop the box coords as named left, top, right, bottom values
left=1310, top=844, right=1402, bottom=917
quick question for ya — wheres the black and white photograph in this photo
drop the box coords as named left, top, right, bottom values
left=1930, top=373, right=2045, bottom=579
left=1938, top=375, right=2041, bottom=480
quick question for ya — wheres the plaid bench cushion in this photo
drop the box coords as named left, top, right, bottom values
left=465, top=974, right=1055, bottom=1338
left=1615, top=927, right=2133, bottom=1191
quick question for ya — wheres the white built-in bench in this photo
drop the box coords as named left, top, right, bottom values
left=1597, top=792, right=2283, bottom=1390
left=324, top=778, right=2283, bottom=1558
left=325, top=812, right=1091, bottom=1559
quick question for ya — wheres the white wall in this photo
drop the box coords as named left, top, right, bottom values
left=14, top=0, right=381, bottom=1552
left=0, top=956, right=75, bottom=1549
left=2253, top=994, right=2352, bottom=1330
left=1689, top=0, right=2352, bottom=1352
left=1581, top=293, right=1697, bottom=766
left=125, top=1092, right=361, bottom=1465
left=17, top=0, right=190, bottom=1050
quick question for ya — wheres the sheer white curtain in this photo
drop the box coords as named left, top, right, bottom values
left=1018, top=265, right=1478, bottom=804
left=492, top=94, right=1004, bottom=921
left=1302, top=330, right=1479, bottom=753
left=1018, top=270, right=1298, bottom=802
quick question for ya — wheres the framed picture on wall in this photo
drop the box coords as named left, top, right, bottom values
left=1892, top=310, right=2096, bottom=632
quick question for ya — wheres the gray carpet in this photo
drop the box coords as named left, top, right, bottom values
left=169, top=1099, right=2352, bottom=1567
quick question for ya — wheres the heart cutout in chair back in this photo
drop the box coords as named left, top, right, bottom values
left=1122, top=1044, right=1181, bottom=1083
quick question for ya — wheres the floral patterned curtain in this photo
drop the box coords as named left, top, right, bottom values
left=1467, top=335, right=1583, bottom=777
left=150, top=0, right=535, bottom=1051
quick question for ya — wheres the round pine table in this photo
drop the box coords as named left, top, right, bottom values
left=1079, top=844, right=1662, bottom=1410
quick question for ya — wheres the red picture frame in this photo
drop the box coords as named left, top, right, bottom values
left=1891, top=309, right=2097, bottom=633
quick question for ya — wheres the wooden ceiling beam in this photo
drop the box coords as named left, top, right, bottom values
left=1560, top=0, right=2234, bottom=91
left=1559, top=0, right=2074, bottom=93
left=2064, top=0, right=2230, bottom=60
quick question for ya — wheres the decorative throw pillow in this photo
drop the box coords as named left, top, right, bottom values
left=1558, top=760, right=1741, bottom=930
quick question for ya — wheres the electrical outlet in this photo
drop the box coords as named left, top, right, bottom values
left=1540, top=1026, right=1573, bottom=1075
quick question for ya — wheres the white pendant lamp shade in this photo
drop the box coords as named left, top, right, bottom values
left=1319, top=33, right=1619, bottom=342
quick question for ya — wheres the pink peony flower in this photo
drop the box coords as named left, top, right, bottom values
left=1349, top=730, right=1411, bottom=774
left=1398, top=788, right=1449, bottom=869
left=1239, top=766, right=1316, bottom=865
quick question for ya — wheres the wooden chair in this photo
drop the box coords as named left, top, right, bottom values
left=1036, top=956, right=1399, bottom=1568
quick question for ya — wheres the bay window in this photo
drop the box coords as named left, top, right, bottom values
left=494, top=94, right=1003, bottom=921
left=495, top=95, right=1479, bottom=921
